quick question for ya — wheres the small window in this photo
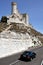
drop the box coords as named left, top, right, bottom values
left=12, top=15, right=14, bottom=18
left=20, top=19, right=22, bottom=21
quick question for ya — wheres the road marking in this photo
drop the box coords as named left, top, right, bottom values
left=41, top=60, right=43, bottom=65
left=9, top=60, right=20, bottom=65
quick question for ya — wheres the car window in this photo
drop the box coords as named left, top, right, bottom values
left=23, top=51, right=33, bottom=56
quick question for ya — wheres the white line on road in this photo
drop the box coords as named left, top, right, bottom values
left=41, top=60, right=43, bottom=65
left=9, top=60, right=20, bottom=65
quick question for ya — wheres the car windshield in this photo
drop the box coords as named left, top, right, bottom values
left=23, top=51, right=28, bottom=54
left=23, top=51, right=33, bottom=56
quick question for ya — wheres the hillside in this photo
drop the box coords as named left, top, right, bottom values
left=30, top=28, right=43, bottom=36
left=30, top=28, right=43, bottom=43
left=0, top=22, right=9, bottom=32
left=0, top=22, right=42, bottom=58
left=0, top=22, right=43, bottom=43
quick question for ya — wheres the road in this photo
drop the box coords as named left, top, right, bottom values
left=0, top=46, right=43, bottom=65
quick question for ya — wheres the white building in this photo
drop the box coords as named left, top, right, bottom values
left=7, top=2, right=29, bottom=26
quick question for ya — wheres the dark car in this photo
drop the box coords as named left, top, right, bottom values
left=19, top=51, right=36, bottom=61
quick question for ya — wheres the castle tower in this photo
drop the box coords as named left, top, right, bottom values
left=25, top=14, right=29, bottom=25
left=7, top=2, right=30, bottom=26
left=11, top=2, right=18, bottom=14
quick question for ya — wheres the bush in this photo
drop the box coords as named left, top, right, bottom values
left=33, top=41, right=36, bottom=44
left=1, top=16, right=7, bottom=23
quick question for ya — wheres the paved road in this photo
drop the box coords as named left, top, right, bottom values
left=0, top=46, right=43, bottom=65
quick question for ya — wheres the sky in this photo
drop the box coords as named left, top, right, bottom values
left=0, top=0, right=43, bottom=33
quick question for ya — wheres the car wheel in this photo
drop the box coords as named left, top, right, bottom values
left=33, top=55, right=36, bottom=58
left=35, top=55, right=36, bottom=58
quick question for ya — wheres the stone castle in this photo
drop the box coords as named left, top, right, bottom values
left=7, top=2, right=32, bottom=28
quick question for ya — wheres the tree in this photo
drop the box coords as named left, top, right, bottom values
left=1, top=16, right=7, bottom=23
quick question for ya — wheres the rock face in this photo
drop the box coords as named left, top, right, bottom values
left=0, top=30, right=41, bottom=58
left=0, top=2, right=42, bottom=58
left=0, top=23, right=42, bottom=58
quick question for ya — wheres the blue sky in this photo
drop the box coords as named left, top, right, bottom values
left=0, top=0, right=43, bottom=33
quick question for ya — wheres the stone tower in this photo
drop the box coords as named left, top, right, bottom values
left=11, top=2, right=18, bottom=14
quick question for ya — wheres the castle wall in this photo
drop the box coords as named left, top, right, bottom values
left=7, top=2, right=29, bottom=25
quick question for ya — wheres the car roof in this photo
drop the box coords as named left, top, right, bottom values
left=23, top=51, right=33, bottom=55
left=24, top=51, right=33, bottom=53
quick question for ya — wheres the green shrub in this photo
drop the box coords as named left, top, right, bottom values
left=1, top=16, right=7, bottom=23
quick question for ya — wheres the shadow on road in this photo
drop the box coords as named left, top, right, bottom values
left=18, top=58, right=31, bottom=62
